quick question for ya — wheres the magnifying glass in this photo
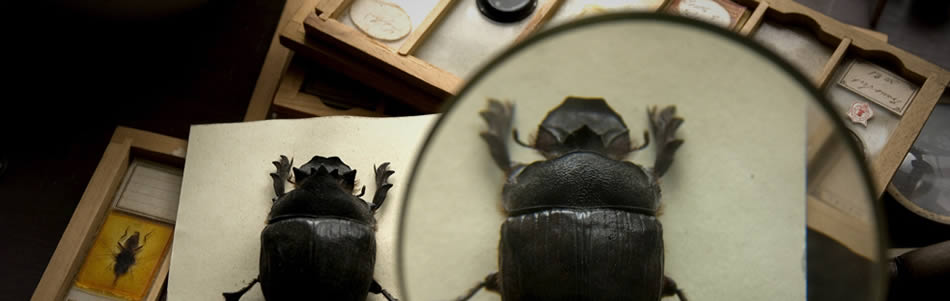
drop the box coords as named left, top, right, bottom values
left=399, top=13, right=886, bottom=301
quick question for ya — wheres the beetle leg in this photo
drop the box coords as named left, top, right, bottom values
left=648, top=106, right=684, bottom=178
left=369, top=279, right=399, bottom=301
left=270, top=155, right=293, bottom=199
left=480, top=99, right=520, bottom=173
left=662, top=275, right=688, bottom=301
left=370, top=163, right=395, bottom=212
left=455, top=272, right=500, bottom=301
left=223, top=278, right=259, bottom=301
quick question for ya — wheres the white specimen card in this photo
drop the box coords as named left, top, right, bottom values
left=668, top=0, right=747, bottom=29
left=112, top=160, right=183, bottom=223
left=339, top=0, right=444, bottom=49
left=168, top=115, right=436, bottom=301
left=828, top=58, right=902, bottom=159
left=65, top=287, right=123, bottom=301
left=838, top=59, right=919, bottom=116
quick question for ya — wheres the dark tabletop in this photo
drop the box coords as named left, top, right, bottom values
left=1, top=0, right=285, bottom=299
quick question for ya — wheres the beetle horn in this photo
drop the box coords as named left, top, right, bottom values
left=312, top=166, right=330, bottom=177
left=292, top=167, right=307, bottom=184
left=342, top=170, right=357, bottom=191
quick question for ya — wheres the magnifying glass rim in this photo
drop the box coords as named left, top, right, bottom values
left=396, top=12, right=888, bottom=301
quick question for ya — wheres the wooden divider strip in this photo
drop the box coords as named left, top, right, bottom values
left=399, top=0, right=460, bottom=56
left=816, top=38, right=851, bottom=89
left=738, top=1, right=768, bottom=36
left=515, top=0, right=565, bottom=43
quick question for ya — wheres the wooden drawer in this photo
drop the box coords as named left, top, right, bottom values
left=32, top=127, right=187, bottom=301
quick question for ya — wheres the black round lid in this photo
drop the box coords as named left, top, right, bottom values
left=477, top=0, right=537, bottom=23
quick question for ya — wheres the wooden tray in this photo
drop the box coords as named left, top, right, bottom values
left=279, top=0, right=709, bottom=113
left=32, top=127, right=187, bottom=301
left=270, top=56, right=429, bottom=118
left=281, top=0, right=948, bottom=193
left=276, top=0, right=950, bottom=260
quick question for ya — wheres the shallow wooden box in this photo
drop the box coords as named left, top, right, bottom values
left=32, top=127, right=187, bottom=301
left=278, top=0, right=757, bottom=113
left=277, top=0, right=950, bottom=260
left=280, top=0, right=947, bottom=193
left=269, top=55, right=426, bottom=118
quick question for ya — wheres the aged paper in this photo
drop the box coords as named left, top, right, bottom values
left=112, top=160, right=183, bottom=223
left=349, top=0, right=412, bottom=41
left=668, top=0, right=747, bottom=29
left=66, top=287, right=123, bottom=301
left=838, top=59, right=919, bottom=116
left=169, top=115, right=436, bottom=301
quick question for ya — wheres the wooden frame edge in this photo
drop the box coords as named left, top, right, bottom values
left=816, top=38, right=851, bottom=89
left=514, top=0, right=565, bottom=43
left=870, top=77, right=950, bottom=197
left=738, top=1, right=767, bottom=36
left=244, top=0, right=310, bottom=121
left=315, top=0, right=354, bottom=19
left=272, top=58, right=386, bottom=117
left=807, top=195, right=877, bottom=260
left=398, top=0, right=460, bottom=56
left=302, top=14, right=461, bottom=99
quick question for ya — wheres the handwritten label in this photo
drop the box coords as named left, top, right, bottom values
left=671, top=0, right=746, bottom=29
left=838, top=60, right=919, bottom=116
left=349, top=0, right=411, bottom=41
left=113, top=160, right=183, bottom=223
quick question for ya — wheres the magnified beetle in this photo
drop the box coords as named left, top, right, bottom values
left=458, top=97, right=687, bottom=301
left=112, top=228, right=151, bottom=287
left=224, top=155, right=399, bottom=301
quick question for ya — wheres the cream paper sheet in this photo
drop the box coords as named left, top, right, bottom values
left=401, top=18, right=808, bottom=300
left=168, top=115, right=436, bottom=300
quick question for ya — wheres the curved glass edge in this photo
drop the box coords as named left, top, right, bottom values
left=396, top=12, right=889, bottom=301
left=889, top=100, right=950, bottom=225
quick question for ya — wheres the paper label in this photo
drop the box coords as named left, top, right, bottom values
left=113, top=160, right=183, bottom=223
left=670, top=0, right=747, bottom=29
left=838, top=60, right=919, bottom=116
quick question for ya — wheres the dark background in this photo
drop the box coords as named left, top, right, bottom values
left=2, top=0, right=286, bottom=298
left=1, top=0, right=948, bottom=300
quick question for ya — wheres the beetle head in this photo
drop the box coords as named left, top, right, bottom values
left=527, top=97, right=634, bottom=160
left=125, top=231, right=141, bottom=245
left=293, top=156, right=358, bottom=193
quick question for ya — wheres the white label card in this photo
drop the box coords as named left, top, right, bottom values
left=838, top=59, right=919, bottom=116
left=113, top=160, right=183, bottom=223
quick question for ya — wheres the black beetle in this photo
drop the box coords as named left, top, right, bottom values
left=224, top=155, right=399, bottom=301
left=112, top=227, right=151, bottom=287
left=457, top=97, right=687, bottom=301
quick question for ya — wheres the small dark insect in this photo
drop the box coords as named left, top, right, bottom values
left=224, top=155, right=399, bottom=301
left=458, top=96, right=686, bottom=301
left=112, top=227, right=151, bottom=287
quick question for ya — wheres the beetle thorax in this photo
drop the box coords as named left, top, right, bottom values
left=502, top=152, right=660, bottom=215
